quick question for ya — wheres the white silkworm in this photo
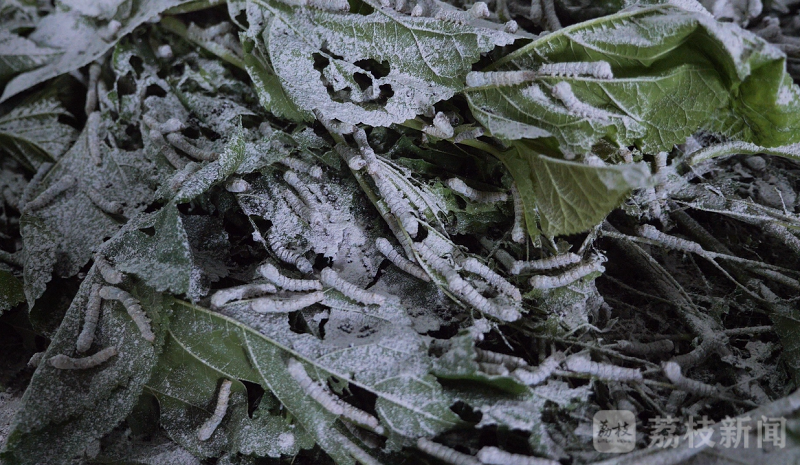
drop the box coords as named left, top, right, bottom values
left=662, top=361, right=718, bottom=396
left=538, top=62, right=613, bottom=79
left=83, top=184, right=124, bottom=215
left=249, top=291, right=325, bottom=313
left=512, top=351, right=564, bottom=386
left=510, top=253, right=581, bottom=275
left=369, top=169, right=418, bottom=237
left=453, top=127, right=484, bottom=143
left=461, top=257, right=521, bottom=301
left=465, top=70, right=538, bottom=88
left=637, top=225, right=704, bottom=254
left=423, top=112, right=454, bottom=139
left=76, top=284, right=103, bottom=353
left=24, top=174, right=77, bottom=212
left=434, top=2, right=488, bottom=24
left=320, top=268, right=386, bottom=305
left=503, top=20, right=519, bottom=33
left=528, top=259, right=604, bottom=289
left=551, top=82, right=609, bottom=120
left=479, top=362, right=509, bottom=376
left=282, top=187, right=322, bottom=226
left=197, top=379, right=233, bottom=441
left=413, top=241, right=458, bottom=279
left=84, top=62, right=101, bottom=116
left=313, top=110, right=355, bottom=135
left=149, top=129, right=185, bottom=169
left=20, top=162, right=53, bottom=208
left=376, top=238, right=430, bottom=281
left=169, top=162, right=201, bottom=191
left=477, top=446, right=559, bottom=465
left=541, top=0, right=561, bottom=30
left=670, top=333, right=726, bottom=369
left=279, top=157, right=323, bottom=179
left=165, top=133, right=218, bottom=161
left=565, top=356, right=643, bottom=382
left=530, top=0, right=543, bottom=22
left=267, top=233, right=314, bottom=274
left=615, top=339, right=674, bottom=356
left=339, top=434, right=382, bottom=465
left=447, top=274, right=521, bottom=322
left=94, top=254, right=123, bottom=284
left=211, top=283, right=277, bottom=308
left=87, top=111, right=103, bottom=165
left=475, top=348, right=528, bottom=369
left=411, top=3, right=424, bottom=16
left=225, top=177, right=250, bottom=193
left=98, top=286, right=155, bottom=342
left=445, top=178, right=508, bottom=203
left=283, top=171, right=320, bottom=208
left=287, top=358, right=345, bottom=415
left=258, top=263, right=322, bottom=291
left=306, top=0, right=350, bottom=11
left=511, top=184, right=526, bottom=243
left=28, top=351, right=45, bottom=367
left=49, top=346, right=117, bottom=370
left=353, top=128, right=380, bottom=171
left=417, top=438, right=481, bottom=465
left=142, top=115, right=183, bottom=134
left=335, top=144, right=366, bottom=171
left=340, top=403, right=384, bottom=434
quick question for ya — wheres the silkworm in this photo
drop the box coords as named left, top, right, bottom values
left=340, top=402, right=384, bottom=434
left=20, top=162, right=53, bottom=208
left=503, top=20, right=519, bottom=34
left=149, top=129, right=185, bottom=169
left=197, top=379, right=233, bottom=441
left=353, top=128, right=379, bottom=170
left=411, top=3, right=424, bottom=16
left=465, top=70, right=538, bottom=88
left=475, top=348, right=528, bottom=369
left=416, top=438, right=481, bottom=465
left=87, top=111, right=103, bottom=165
left=165, top=133, right=218, bottom=161
left=83, top=184, right=124, bottom=215
left=670, top=333, right=726, bottom=369
left=565, top=356, right=642, bottom=382
left=169, top=162, right=201, bottom=191
left=142, top=115, right=184, bottom=134
left=542, top=0, right=561, bottom=30
left=511, top=184, right=526, bottom=243
left=530, top=0, right=543, bottom=23
left=478, top=362, right=509, bottom=376
left=512, top=351, right=564, bottom=386
left=279, top=157, right=323, bottom=179
left=225, top=177, right=250, bottom=193
left=94, top=254, right=123, bottom=284
left=282, top=187, right=322, bottom=225
left=453, top=127, right=484, bottom=143
left=49, top=346, right=117, bottom=370
left=283, top=171, right=320, bottom=208
left=375, top=238, right=430, bottom=281
left=210, top=283, right=277, bottom=308
left=98, top=286, right=155, bottom=342
left=551, top=82, right=609, bottom=120
left=477, top=446, right=560, bottom=465
left=99, top=20, right=122, bottom=41
left=637, top=225, right=704, bottom=254
left=24, top=174, right=77, bottom=212
left=510, top=253, right=581, bottom=275
left=461, top=258, right=521, bottom=301
left=287, top=358, right=345, bottom=415
left=28, top=351, right=45, bottom=367
left=76, top=284, right=103, bottom=353
left=447, top=274, right=521, bottom=322
left=335, top=144, right=366, bottom=171
left=528, top=259, right=604, bottom=289
left=423, top=112, right=454, bottom=139
left=371, top=172, right=418, bottom=237
left=662, top=361, right=718, bottom=396
left=537, top=62, right=613, bottom=79
left=313, top=110, right=355, bottom=135
left=320, top=268, right=386, bottom=305
left=339, top=434, right=382, bottom=465
left=267, top=233, right=314, bottom=273
left=615, top=339, right=674, bottom=356
left=84, top=62, right=101, bottom=116
left=445, top=178, right=508, bottom=203
left=413, top=241, right=457, bottom=279
left=258, top=263, right=322, bottom=291
left=249, top=291, right=325, bottom=313
left=306, top=0, right=350, bottom=11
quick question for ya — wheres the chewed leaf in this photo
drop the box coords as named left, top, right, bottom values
left=0, top=96, right=77, bottom=170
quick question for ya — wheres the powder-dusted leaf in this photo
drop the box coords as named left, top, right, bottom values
left=174, top=124, right=247, bottom=203
left=242, top=0, right=517, bottom=126
left=0, top=270, right=24, bottom=315
left=0, top=96, right=76, bottom=170
left=0, top=275, right=171, bottom=464
left=0, top=30, right=61, bottom=84
left=500, top=142, right=652, bottom=236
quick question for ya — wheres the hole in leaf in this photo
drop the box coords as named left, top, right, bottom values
left=353, top=59, right=390, bottom=80
left=128, top=55, right=144, bottom=76
left=116, top=72, right=136, bottom=96
left=313, top=253, right=331, bottom=270
left=144, top=84, right=167, bottom=98
left=249, top=215, right=272, bottom=236
left=449, top=400, right=482, bottom=423
left=239, top=379, right=265, bottom=418
left=138, top=226, right=156, bottom=236
left=352, top=72, right=372, bottom=92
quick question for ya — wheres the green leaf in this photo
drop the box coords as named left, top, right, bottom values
left=500, top=142, right=652, bottom=236
left=0, top=30, right=61, bottom=84
left=432, top=333, right=528, bottom=394
left=174, top=123, right=247, bottom=203
left=0, top=269, right=24, bottom=315
left=0, top=96, right=76, bottom=170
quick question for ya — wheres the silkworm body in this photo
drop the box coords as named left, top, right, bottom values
left=87, top=111, right=103, bottom=165
left=267, top=233, right=314, bottom=273
left=510, top=253, right=581, bottom=274
left=353, top=128, right=379, bottom=170
left=287, top=358, right=345, bottom=415
left=475, top=348, right=528, bottom=369
left=542, top=0, right=561, bottom=30
left=335, top=144, right=366, bottom=171
left=615, top=339, right=674, bottom=356
left=461, top=257, right=521, bottom=301
left=321, top=268, right=387, bottom=305
left=453, top=127, right=484, bottom=143
left=149, top=129, right=185, bottom=169
left=413, top=241, right=458, bottom=279
left=511, top=184, right=526, bottom=243
left=565, top=356, right=643, bottom=382
left=423, top=112, right=454, bottom=139
left=528, top=259, right=604, bottom=289
left=417, top=438, right=481, bottom=465
left=24, top=175, right=77, bottom=212
left=314, top=110, right=355, bottom=135
left=670, top=333, right=726, bottom=369
left=662, top=361, right=718, bottom=396
left=94, top=254, right=123, bottom=284
left=76, top=284, right=103, bottom=353
left=447, top=274, right=521, bottom=322
left=477, top=446, right=560, bottom=465
left=21, top=163, right=53, bottom=208
left=503, top=20, right=519, bottom=33
left=197, top=379, right=233, bottom=441
left=165, top=133, right=218, bottom=161
left=258, top=263, right=322, bottom=291
left=210, top=283, right=277, bottom=308
left=169, top=162, right=201, bottom=191
left=537, top=61, right=613, bottom=79
left=637, top=225, right=704, bottom=254
left=84, top=62, right=101, bottom=116
left=376, top=238, right=430, bottom=281
left=411, top=4, right=424, bottom=16
left=283, top=171, right=320, bottom=208
left=282, top=187, right=322, bottom=225
left=340, top=435, right=382, bottom=465
left=371, top=173, right=418, bottom=236
left=512, top=351, right=564, bottom=386
left=279, top=157, right=323, bottom=179
left=466, top=70, right=538, bottom=88
left=49, top=346, right=117, bottom=370
left=306, top=0, right=350, bottom=11
left=28, top=351, right=45, bottom=367
left=225, top=177, right=250, bottom=193
left=551, top=82, right=610, bottom=120
left=84, top=185, right=124, bottom=215
left=98, top=286, right=155, bottom=342
left=445, top=178, right=508, bottom=203
left=479, top=362, right=509, bottom=376
left=249, top=291, right=325, bottom=313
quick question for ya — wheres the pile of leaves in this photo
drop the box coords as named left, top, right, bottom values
left=2, top=0, right=800, bottom=463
